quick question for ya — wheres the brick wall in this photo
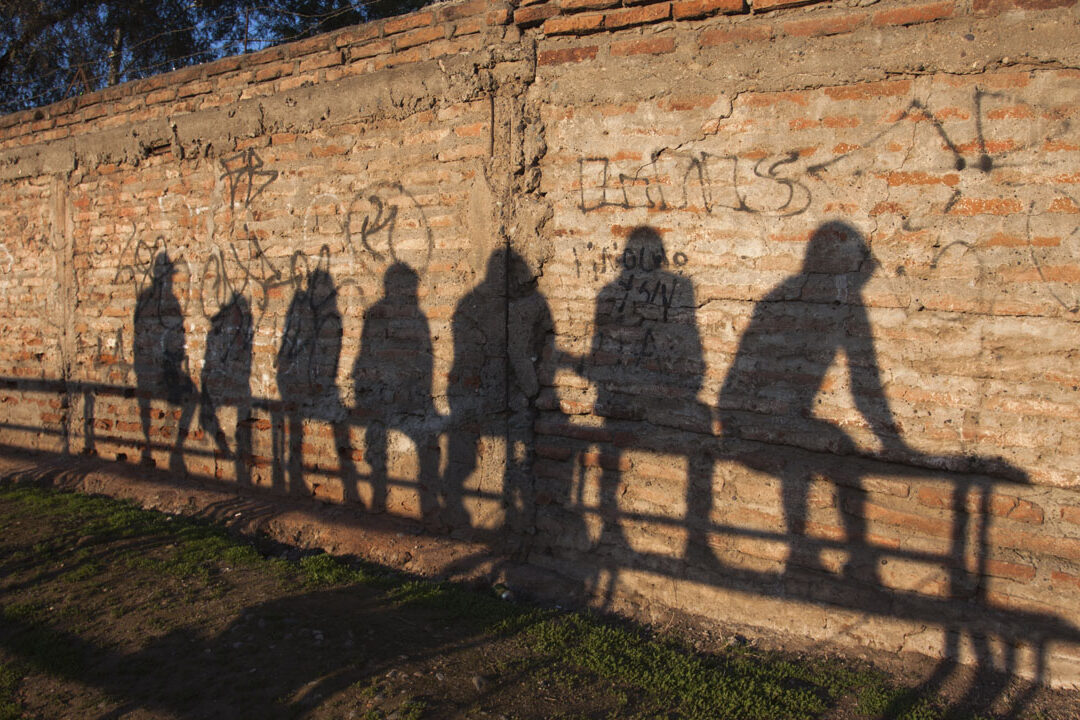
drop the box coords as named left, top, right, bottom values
left=2, top=0, right=1079, bottom=687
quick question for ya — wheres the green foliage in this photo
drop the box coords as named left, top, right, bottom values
left=0, top=662, right=24, bottom=720
left=0, top=482, right=1035, bottom=720
left=0, top=0, right=435, bottom=114
left=388, top=580, right=522, bottom=626
left=523, top=613, right=872, bottom=720
left=298, top=552, right=371, bottom=587
left=398, top=697, right=427, bottom=720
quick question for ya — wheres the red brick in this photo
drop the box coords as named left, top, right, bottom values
left=452, top=16, right=487, bottom=35
left=579, top=450, right=631, bottom=471
left=373, top=45, right=427, bottom=69
left=1051, top=570, right=1080, bottom=591
left=673, top=0, right=745, bottom=18
left=351, top=39, right=393, bottom=60
left=515, top=3, right=560, bottom=25
left=298, top=51, right=344, bottom=73
left=543, top=12, right=605, bottom=34
left=335, top=24, right=381, bottom=47
left=990, top=526, right=1080, bottom=563
left=1062, top=505, right=1080, bottom=526
left=560, top=0, right=621, bottom=10
left=203, top=54, right=246, bottom=76
left=752, top=0, right=825, bottom=10
left=611, top=35, right=677, bottom=55
left=947, top=197, right=1024, bottom=216
left=385, top=11, right=433, bottom=35
left=278, top=73, right=317, bottom=92
left=177, top=80, right=213, bottom=98
left=437, top=0, right=488, bottom=21
left=488, top=7, right=513, bottom=24
left=984, top=559, right=1037, bottom=582
left=824, top=79, right=912, bottom=100
left=287, top=34, right=334, bottom=58
left=254, top=61, right=291, bottom=83
left=537, top=45, right=599, bottom=65
left=783, top=12, right=866, bottom=37
left=858, top=501, right=953, bottom=539
left=699, top=23, right=773, bottom=46
left=145, top=88, right=177, bottom=105
left=394, top=25, right=445, bottom=50
left=604, top=2, right=672, bottom=28
left=974, top=0, right=1075, bottom=11
left=873, top=1, right=955, bottom=26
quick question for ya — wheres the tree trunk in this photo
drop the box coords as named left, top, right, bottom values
left=107, top=25, right=123, bottom=86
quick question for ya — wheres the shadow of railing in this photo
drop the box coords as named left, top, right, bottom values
left=1, top=370, right=1078, bottom=717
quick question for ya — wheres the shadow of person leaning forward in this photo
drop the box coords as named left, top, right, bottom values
left=694, top=220, right=907, bottom=583
left=687, top=220, right=1050, bottom=716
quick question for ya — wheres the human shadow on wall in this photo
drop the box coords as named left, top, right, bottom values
left=442, top=250, right=511, bottom=533
left=351, top=262, right=439, bottom=517
left=440, top=247, right=580, bottom=572
left=694, top=221, right=909, bottom=583
left=504, top=249, right=566, bottom=558
left=133, top=252, right=196, bottom=475
left=582, top=226, right=713, bottom=605
left=200, top=292, right=254, bottom=486
left=685, top=221, right=1038, bottom=717
left=273, top=260, right=354, bottom=499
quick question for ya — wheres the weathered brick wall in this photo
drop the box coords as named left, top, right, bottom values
left=2, top=0, right=1079, bottom=687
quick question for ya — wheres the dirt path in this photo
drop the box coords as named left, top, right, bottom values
left=0, top=462, right=1077, bottom=719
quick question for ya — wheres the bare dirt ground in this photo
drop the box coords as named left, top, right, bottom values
left=0, top=453, right=1077, bottom=720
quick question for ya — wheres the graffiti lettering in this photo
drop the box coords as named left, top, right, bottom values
left=578, top=150, right=812, bottom=217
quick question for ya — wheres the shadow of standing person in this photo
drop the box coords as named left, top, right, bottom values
left=133, top=252, right=196, bottom=475
left=443, top=250, right=509, bottom=534
left=703, top=221, right=906, bottom=582
left=351, top=263, right=439, bottom=518
left=585, top=226, right=711, bottom=606
left=503, top=249, right=565, bottom=559
left=199, top=292, right=254, bottom=486
left=274, top=262, right=349, bottom=498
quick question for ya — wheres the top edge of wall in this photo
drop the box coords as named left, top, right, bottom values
left=0, top=0, right=1074, bottom=149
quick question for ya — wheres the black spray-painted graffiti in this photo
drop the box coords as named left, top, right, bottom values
left=572, top=239, right=689, bottom=282
left=579, top=150, right=812, bottom=217
left=220, top=148, right=279, bottom=210
left=579, top=87, right=1079, bottom=313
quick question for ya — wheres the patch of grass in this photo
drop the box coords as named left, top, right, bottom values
left=388, top=580, right=521, bottom=627
left=398, top=697, right=427, bottom=720
left=61, top=559, right=103, bottom=583
left=2, top=481, right=1058, bottom=720
left=523, top=613, right=868, bottom=720
left=0, top=603, right=87, bottom=678
left=0, top=663, right=24, bottom=720
left=298, top=553, right=371, bottom=587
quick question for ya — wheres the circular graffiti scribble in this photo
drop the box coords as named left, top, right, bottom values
left=345, top=183, right=434, bottom=275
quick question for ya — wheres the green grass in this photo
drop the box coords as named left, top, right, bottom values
left=0, top=663, right=23, bottom=720
left=0, top=480, right=1044, bottom=720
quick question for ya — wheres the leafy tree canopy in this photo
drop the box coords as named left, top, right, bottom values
left=0, top=1, right=429, bottom=115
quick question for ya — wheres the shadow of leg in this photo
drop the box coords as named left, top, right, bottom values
left=365, top=421, right=388, bottom=513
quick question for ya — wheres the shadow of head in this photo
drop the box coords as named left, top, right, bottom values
left=383, top=261, right=420, bottom=298
left=621, top=226, right=667, bottom=272
left=803, top=221, right=878, bottom=279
